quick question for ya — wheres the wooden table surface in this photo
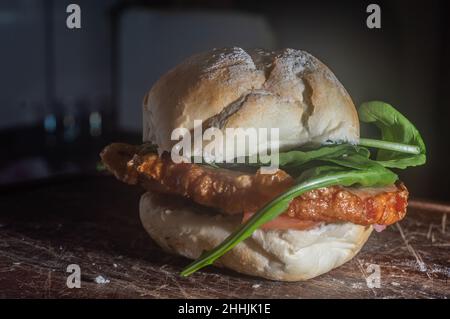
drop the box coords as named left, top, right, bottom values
left=0, top=175, right=448, bottom=299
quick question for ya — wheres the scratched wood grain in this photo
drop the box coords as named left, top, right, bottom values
left=0, top=175, right=448, bottom=299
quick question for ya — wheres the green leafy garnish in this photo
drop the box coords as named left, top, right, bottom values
left=138, top=143, right=159, bottom=154
left=358, top=101, right=426, bottom=169
left=179, top=101, right=426, bottom=276
left=277, top=144, right=369, bottom=168
left=96, top=161, right=106, bottom=172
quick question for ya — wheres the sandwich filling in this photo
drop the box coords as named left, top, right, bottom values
left=101, top=142, right=408, bottom=230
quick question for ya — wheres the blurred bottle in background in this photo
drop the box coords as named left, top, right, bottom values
left=0, top=94, right=116, bottom=184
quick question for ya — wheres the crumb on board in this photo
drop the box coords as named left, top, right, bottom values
left=95, top=276, right=110, bottom=284
left=351, top=283, right=363, bottom=289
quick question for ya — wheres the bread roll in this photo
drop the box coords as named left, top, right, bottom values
left=143, top=47, right=359, bottom=159
left=140, top=192, right=372, bottom=281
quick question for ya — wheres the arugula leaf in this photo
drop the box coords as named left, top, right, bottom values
left=279, top=146, right=398, bottom=184
left=138, top=143, right=159, bottom=155
left=359, top=101, right=426, bottom=169
left=301, top=154, right=398, bottom=186
left=216, top=144, right=370, bottom=176
left=277, top=144, right=370, bottom=168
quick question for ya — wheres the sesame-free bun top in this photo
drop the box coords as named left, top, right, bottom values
left=143, top=47, right=359, bottom=156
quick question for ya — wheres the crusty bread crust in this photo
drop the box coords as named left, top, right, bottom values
left=140, top=192, right=373, bottom=281
left=143, top=47, right=359, bottom=157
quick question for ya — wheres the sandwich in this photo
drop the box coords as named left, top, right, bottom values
left=100, top=47, right=426, bottom=281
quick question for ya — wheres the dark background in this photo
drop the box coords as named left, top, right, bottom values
left=0, top=0, right=448, bottom=201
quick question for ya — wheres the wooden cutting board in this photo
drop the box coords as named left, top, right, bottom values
left=0, top=175, right=448, bottom=298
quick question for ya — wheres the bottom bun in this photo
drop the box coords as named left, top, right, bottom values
left=139, top=192, right=373, bottom=281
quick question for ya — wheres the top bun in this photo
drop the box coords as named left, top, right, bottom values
left=143, top=47, right=359, bottom=157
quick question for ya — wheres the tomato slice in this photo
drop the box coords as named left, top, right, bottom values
left=242, top=212, right=320, bottom=230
